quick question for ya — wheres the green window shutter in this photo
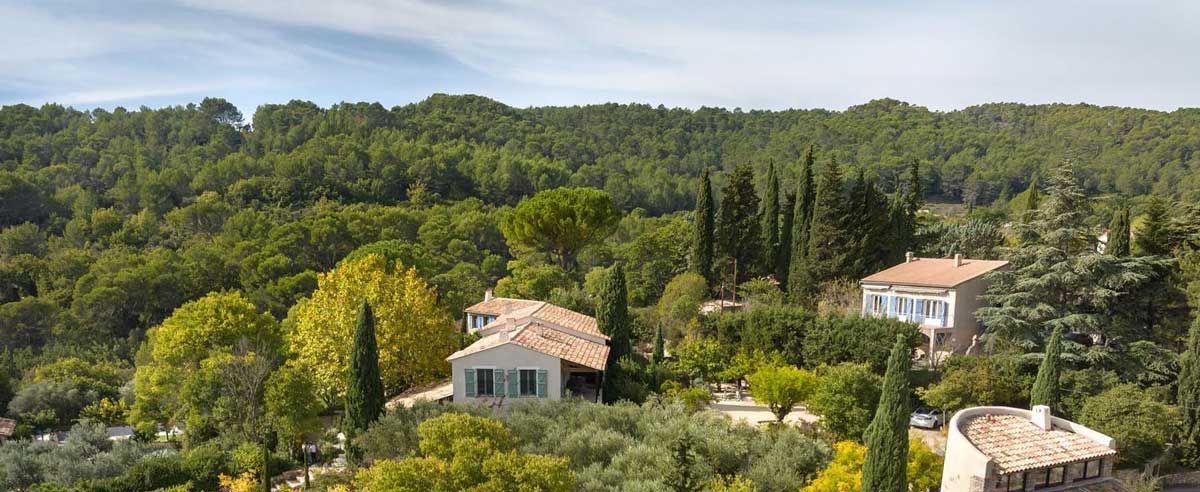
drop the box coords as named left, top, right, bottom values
left=493, top=368, right=504, bottom=396
left=508, top=369, right=519, bottom=398
left=536, top=369, right=548, bottom=398
left=464, top=368, right=476, bottom=397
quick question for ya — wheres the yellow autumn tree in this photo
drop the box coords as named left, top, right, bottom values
left=288, top=253, right=456, bottom=404
left=803, top=439, right=943, bottom=492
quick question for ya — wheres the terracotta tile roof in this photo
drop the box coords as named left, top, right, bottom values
left=475, top=299, right=607, bottom=341
left=447, top=324, right=610, bottom=371
left=511, top=324, right=609, bottom=370
left=861, top=257, right=1009, bottom=288
left=386, top=379, right=454, bottom=409
left=0, top=418, right=14, bottom=437
left=963, top=414, right=1116, bottom=473
left=464, top=297, right=543, bottom=316
left=1066, top=479, right=1132, bottom=492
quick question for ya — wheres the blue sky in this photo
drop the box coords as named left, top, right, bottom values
left=2, top=0, right=1198, bottom=117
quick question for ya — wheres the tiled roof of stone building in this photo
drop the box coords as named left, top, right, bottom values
left=446, top=323, right=610, bottom=371
left=962, top=414, right=1116, bottom=473
left=862, top=257, right=1009, bottom=288
left=464, top=297, right=543, bottom=316
left=475, top=300, right=606, bottom=340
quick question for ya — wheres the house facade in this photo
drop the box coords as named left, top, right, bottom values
left=860, top=253, right=1008, bottom=360
left=449, top=295, right=610, bottom=407
left=942, top=405, right=1127, bottom=492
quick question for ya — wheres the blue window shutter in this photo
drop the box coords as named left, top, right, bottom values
left=493, top=369, right=504, bottom=395
left=508, top=369, right=519, bottom=398
left=915, top=299, right=925, bottom=319
left=941, top=301, right=949, bottom=326
left=464, top=368, right=476, bottom=397
left=536, top=369, right=548, bottom=398
left=887, top=296, right=895, bottom=316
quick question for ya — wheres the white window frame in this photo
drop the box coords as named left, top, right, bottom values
left=923, top=300, right=942, bottom=318
left=870, top=295, right=885, bottom=314
left=474, top=366, right=497, bottom=396
left=897, top=297, right=911, bottom=315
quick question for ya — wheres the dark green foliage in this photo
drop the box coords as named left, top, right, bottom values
left=1178, top=318, right=1200, bottom=467
left=860, top=335, right=911, bottom=492
left=1029, top=327, right=1063, bottom=411
left=979, top=163, right=1169, bottom=347
left=1136, top=196, right=1172, bottom=256
left=1107, top=206, right=1131, bottom=257
left=714, top=163, right=761, bottom=283
left=788, top=146, right=816, bottom=294
left=82, top=455, right=189, bottom=492
left=690, top=168, right=716, bottom=286
left=1078, top=384, right=1180, bottom=468
left=919, top=218, right=1005, bottom=260
left=761, top=161, right=781, bottom=277
left=345, top=300, right=385, bottom=464
left=847, top=168, right=891, bottom=276
left=792, top=158, right=852, bottom=299
left=653, top=324, right=665, bottom=364
left=776, top=192, right=796, bottom=289
left=182, top=443, right=230, bottom=491
left=597, top=264, right=632, bottom=402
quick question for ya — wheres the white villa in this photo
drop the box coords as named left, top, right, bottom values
left=941, top=405, right=1127, bottom=492
left=447, top=291, right=609, bottom=406
left=861, top=253, right=1008, bottom=361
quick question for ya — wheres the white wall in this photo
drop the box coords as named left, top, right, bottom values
left=450, top=344, right=563, bottom=405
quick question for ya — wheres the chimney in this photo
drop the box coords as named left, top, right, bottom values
left=1031, top=405, right=1052, bottom=431
left=954, top=253, right=963, bottom=267
left=905, top=251, right=915, bottom=263
left=484, top=288, right=494, bottom=302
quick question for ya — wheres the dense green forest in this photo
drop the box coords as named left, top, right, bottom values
left=5, top=94, right=1200, bottom=491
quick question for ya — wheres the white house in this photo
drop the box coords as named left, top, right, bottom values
left=860, top=253, right=1008, bottom=361
left=941, top=405, right=1127, bottom=492
left=448, top=295, right=610, bottom=406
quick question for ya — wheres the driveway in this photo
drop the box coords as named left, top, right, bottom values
left=708, top=396, right=819, bottom=427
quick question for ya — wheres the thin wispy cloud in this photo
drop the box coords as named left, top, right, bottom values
left=2, top=0, right=1198, bottom=112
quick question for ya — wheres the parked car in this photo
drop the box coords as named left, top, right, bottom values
left=910, top=407, right=943, bottom=429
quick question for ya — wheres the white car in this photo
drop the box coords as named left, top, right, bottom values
left=909, top=408, right=943, bottom=429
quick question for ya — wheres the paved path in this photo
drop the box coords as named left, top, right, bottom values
left=708, top=396, right=819, bottom=427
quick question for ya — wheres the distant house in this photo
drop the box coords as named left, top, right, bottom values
left=699, top=299, right=745, bottom=315
left=449, top=293, right=610, bottom=406
left=106, top=426, right=135, bottom=441
left=860, top=253, right=1008, bottom=362
left=942, top=405, right=1127, bottom=492
left=0, top=417, right=14, bottom=443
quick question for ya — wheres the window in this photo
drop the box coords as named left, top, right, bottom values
left=1031, top=466, right=1065, bottom=490
left=897, top=297, right=910, bottom=315
left=1078, top=459, right=1102, bottom=479
left=519, top=369, right=537, bottom=396
left=870, top=295, right=885, bottom=314
left=923, top=300, right=942, bottom=318
left=475, top=368, right=495, bottom=396
left=1005, top=473, right=1024, bottom=492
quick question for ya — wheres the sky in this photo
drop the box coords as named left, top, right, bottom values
left=2, top=0, right=1199, bottom=117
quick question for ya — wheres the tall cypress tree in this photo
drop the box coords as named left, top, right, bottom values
left=690, top=168, right=716, bottom=286
left=652, top=323, right=665, bottom=365
left=714, top=163, right=761, bottom=283
left=776, top=192, right=796, bottom=289
left=861, top=335, right=911, bottom=492
left=1177, top=317, right=1200, bottom=467
left=792, top=157, right=851, bottom=299
left=1022, top=175, right=1040, bottom=221
left=761, top=161, right=781, bottom=276
left=1107, top=205, right=1131, bottom=257
left=848, top=170, right=890, bottom=276
left=904, top=158, right=921, bottom=216
left=1029, top=327, right=1063, bottom=412
left=791, top=145, right=816, bottom=261
left=345, top=300, right=384, bottom=465
left=598, top=263, right=632, bottom=403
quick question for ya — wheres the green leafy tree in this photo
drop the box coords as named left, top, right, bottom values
left=714, top=163, right=762, bottom=283
left=346, top=300, right=386, bottom=465
left=860, top=335, right=911, bottom=492
left=500, top=187, right=620, bottom=270
left=806, top=363, right=882, bottom=441
left=747, top=364, right=817, bottom=422
left=691, top=168, right=716, bottom=286
left=761, top=161, right=781, bottom=277
left=1178, top=317, right=1200, bottom=467
left=675, top=337, right=725, bottom=389
left=1107, top=205, right=1132, bottom=257
left=1078, top=384, right=1180, bottom=467
left=918, top=356, right=1027, bottom=415
left=1029, top=327, right=1063, bottom=411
